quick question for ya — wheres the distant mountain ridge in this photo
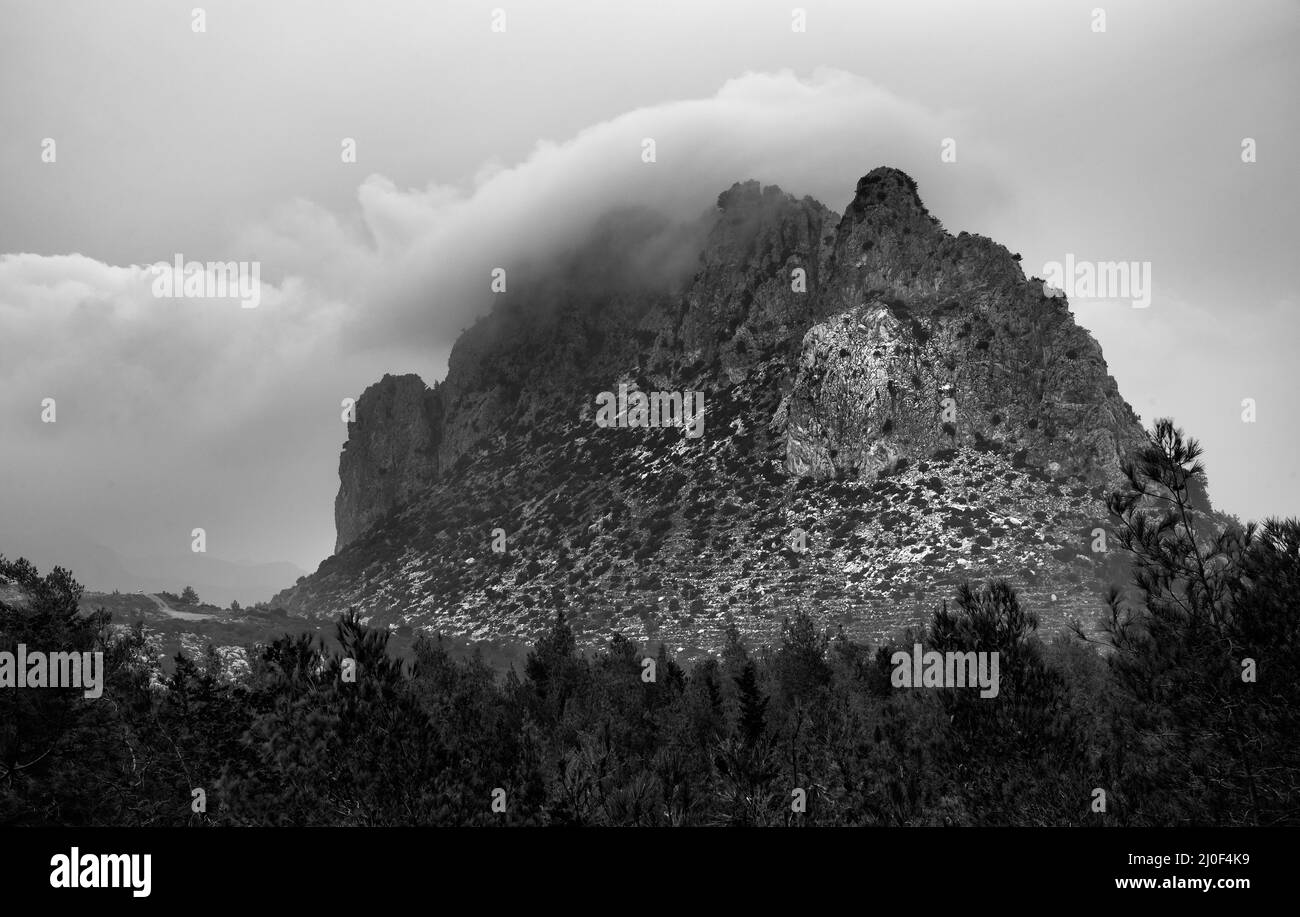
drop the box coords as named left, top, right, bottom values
left=1, top=531, right=305, bottom=608
left=277, top=167, right=1150, bottom=656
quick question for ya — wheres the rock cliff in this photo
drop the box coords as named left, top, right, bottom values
left=335, top=373, right=442, bottom=552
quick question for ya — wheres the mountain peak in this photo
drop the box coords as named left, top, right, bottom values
left=715, top=179, right=792, bottom=212
left=847, top=166, right=931, bottom=221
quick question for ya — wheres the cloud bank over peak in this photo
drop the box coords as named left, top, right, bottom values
left=3, top=69, right=989, bottom=575
left=291, top=68, right=1005, bottom=349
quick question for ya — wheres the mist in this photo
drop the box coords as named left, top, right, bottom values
left=1, top=69, right=999, bottom=584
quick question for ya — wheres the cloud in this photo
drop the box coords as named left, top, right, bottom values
left=330, top=68, right=1006, bottom=346
left=0, top=68, right=1004, bottom=572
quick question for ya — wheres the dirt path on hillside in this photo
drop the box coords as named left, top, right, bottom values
left=140, top=592, right=215, bottom=621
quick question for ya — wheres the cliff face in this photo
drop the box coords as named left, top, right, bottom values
left=776, top=168, right=1144, bottom=483
left=310, top=167, right=1149, bottom=652
left=334, top=373, right=442, bottom=553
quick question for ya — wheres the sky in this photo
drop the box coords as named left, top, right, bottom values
left=0, top=0, right=1297, bottom=590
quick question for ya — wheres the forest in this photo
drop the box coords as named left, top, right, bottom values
left=2, top=421, right=1297, bottom=827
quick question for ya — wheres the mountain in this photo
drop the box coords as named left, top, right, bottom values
left=119, top=554, right=308, bottom=609
left=274, top=167, right=1149, bottom=659
left=0, top=530, right=306, bottom=609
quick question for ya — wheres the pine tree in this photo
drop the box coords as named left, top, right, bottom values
left=1095, top=418, right=1300, bottom=825
left=734, top=661, right=768, bottom=746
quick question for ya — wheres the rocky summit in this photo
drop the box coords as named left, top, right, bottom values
left=275, top=167, right=1149, bottom=660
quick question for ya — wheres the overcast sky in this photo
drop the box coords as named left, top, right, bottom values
left=1, top=0, right=1296, bottom=582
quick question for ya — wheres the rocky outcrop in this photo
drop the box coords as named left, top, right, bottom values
left=654, top=168, right=1142, bottom=487
left=673, top=180, right=835, bottom=378
left=334, top=374, right=442, bottom=552
left=778, top=290, right=1146, bottom=484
